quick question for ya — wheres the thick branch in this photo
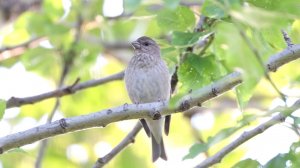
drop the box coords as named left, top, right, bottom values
left=6, top=71, right=124, bottom=108
left=93, top=123, right=142, bottom=168
left=0, top=70, right=242, bottom=154
left=196, top=99, right=300, bottom=168
left=267, top=44, right=300, bottom=72
left=0, top=43, right=299, bottom=154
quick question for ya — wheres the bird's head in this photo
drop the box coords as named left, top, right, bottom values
left=131, top=36, right=160, bottom=55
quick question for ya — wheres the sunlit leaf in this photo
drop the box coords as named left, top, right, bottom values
left=213, top=22, right=267, bottom=110
left=124, top=0, right=142, bottom=12
left=163, top=0, right=180, bottom=9
left=157, top=6, right=195, bottom=31
left=183, top=125, right=244, bottom=160
left=232, top=159, right=261, bottom=168
left=2, top=29, right=30, bottom=46
left=171, top=31, right=204, bottom=46
left=202, top=0, right=242, bottom=19
left=0, top=99, right=6, bottom=120
left=21, top=47, right=60, bottom=78
left=294, top=117, right=300, bottom=125
left=43, top=0, right=64, bottom=21
left=230, top=6, right=291, bottom=29
left=178, top=53, right=225, bottom=93
left=246, top=0, right=300, bottom=17
left=183, top=143, right=208, bottom=160
left=161, top=47, right=179, bottom=66
left=291, top=20, right=300, bottom=44
left=264, top=154, right=289, bottom=168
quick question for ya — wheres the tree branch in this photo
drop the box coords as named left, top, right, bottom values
left=0, top=43, right=299, bottom=154
left=0, top=37, right=44, bottom=61
left=0, top=70, right=242, bottom=154
left=195, top=99, right=300, bottom=168
left=6, top=71, right=124, bottom=108
left=93, top=122, right=142, bottom=168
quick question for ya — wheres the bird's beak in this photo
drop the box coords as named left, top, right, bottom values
left=131, top=41, right=141, bottom=50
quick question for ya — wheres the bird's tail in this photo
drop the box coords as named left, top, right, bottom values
left=152, top=133, right=167, bottom=162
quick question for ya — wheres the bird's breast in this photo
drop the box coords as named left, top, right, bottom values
left=125, top=61, right=170, bottom=103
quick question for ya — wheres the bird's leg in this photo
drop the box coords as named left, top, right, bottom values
left=140, top=119, right=151, bottom=137
left=164, top=115, right=171, bottom=136
left=134, top=101, right=151, bottom=137
left=157, top=98, right=171, bottom=135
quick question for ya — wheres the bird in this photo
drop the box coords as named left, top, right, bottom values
left=124, top=36, right=171, bottom=162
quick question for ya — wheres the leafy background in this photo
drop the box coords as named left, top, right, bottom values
left=0, top=0, right=300, bottom=167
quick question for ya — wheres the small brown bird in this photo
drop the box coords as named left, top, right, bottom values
left=124, top=36, right=171, bottom=162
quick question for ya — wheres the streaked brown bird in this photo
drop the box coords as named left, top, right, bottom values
left=124, top=36, right=171, bottom=162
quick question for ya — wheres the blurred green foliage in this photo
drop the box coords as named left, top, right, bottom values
left=0, top=0, right=300, bottom=167
left=0, top=99, right=5, bottom=120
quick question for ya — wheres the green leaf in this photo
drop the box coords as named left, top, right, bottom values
left=264, top=154, right=289, bottom=168
left=157, top=6, right=195, bottom=31
left=163, top=0, right=180, bottom=9
left=183, top=125, right=243, bottom=160
left=246, top=0, right=300, bottom=17
left=206, top=126, right=241, bottom=145
left=213, top=22, right=270, bottom=110
left=183, top=143, right=208, bottom=160
left=0, top=99, right=6, bottom=120
left=171, top=31, right=204, bottom=46
left=294, top=117, right=300, bottom=125
left=103, top=20, right=137, bottom=40
left=2, top=29, right=30, bottom=46
left=230, top=5, right=291, bottom=29
left=161, top=47, right=179, bottom=66
left=202, top=0, right=242, bottom=19
left=178, top=53, right=224, bottom=93
left=232, top=159, right=261, bottom=168
left=43, top=0, right=64, bottom=21
left=124, top=0, right=142, bottom=12
left=21, top=47, right=60, bottom=78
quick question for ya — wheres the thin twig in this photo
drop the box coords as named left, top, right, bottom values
left=93, top=123, right=142, bottom=168
left=6, top=71, right=124, bottom=108
left=0, top=37, right=42, bottom=53
left=281, top=30, right=293, bottom=47
left=34, top=99, right=60, bottom=168
left=195, top=99, right=300, bottom=168
left=0, top=37, right=44, bottom=61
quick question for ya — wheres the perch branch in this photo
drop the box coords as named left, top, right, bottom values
left=0, top=70, right=242, bottom=154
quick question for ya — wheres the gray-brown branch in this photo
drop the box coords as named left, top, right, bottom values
left=6, top=71, right=124, bottom=108
left=195, top=99, right=300, bottom=168
left=93, top=122, right=142, bottom=168
left=0, top=70, right=242, bottom=154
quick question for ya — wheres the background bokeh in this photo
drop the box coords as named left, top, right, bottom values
left=0, top=0, right=300, bottom=168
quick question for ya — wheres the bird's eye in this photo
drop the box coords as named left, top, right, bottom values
left=143, top=42, right=149, bottom=46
